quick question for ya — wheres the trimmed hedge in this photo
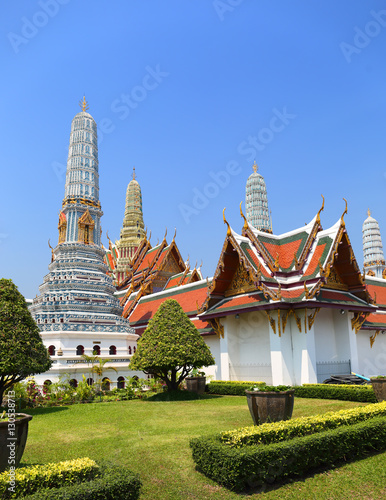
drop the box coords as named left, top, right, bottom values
left=207, top=381, right=264, bottom=396
left=190, top=416, right=386, bottom=491
left=293, top=384, right=376, bottom=402
left=207, top=381, right=377, bottom=402
left=0, top=458, right=99, bottom=499
left=22, top=465, right=141, bottom=500
left=220, top=401, right=386, bottom=447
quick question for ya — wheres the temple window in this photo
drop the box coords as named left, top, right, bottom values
left=87, top=378, right=94, bottom=386
left=69, top=379, right=78, bottom=388
left=102, top=378, right=110, bottom=391
left=93, top=345, right=101, bottom=355
left=76, top=345, right=84, bottom=355
left=117, top=376, right=125, bottom=389
left=128, top=346, right=132, bottom=354
left=48, top=345, right=56, bottom=356
left=109, top=345, right=117, bottom=355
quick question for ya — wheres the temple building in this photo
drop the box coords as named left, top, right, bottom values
left=362, top=209, right=386, bottom=278
left=28, top=100, right=386, bottom=387
left=118, top=163, right=386, bottom=384
left=245, top=161, right=272, bottom=232
left=29, top=98, right=139, bottom=388
left=111, top=168, right=146, bottom=285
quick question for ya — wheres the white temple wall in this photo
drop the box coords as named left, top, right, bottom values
left=356, top=330, right=386, bottom=378
left=290, top=315, right=318, bottom=386
left=313, top=308, right=352, bottom=382
left=203, top=335, right=220, bottom=380
left=224, top=311, right=271, bottom=382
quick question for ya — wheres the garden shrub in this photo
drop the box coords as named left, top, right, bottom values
left=293, top=383, right=376, bottom=402
left=207, top=381, right=265, bottom=396
left=21, top=464, right=141, bottom=500
left=207, top=381, right=377, bottom=402
left=220, top=401, right=386, bottom=447
left=0, top=458, right=99, bottom=499
left=190, top=416, right=386, bottom=491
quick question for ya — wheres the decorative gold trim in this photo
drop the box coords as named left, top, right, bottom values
left=265, top=310, right=276, bottom=335
left=223, top=208, right=231, bottom=236
left=292, top=309, right=302, bottom=332
left=79, top=96, right=89, bottom=112
left=341, top=198, right=348, bottom=225
left=281, top=309, right=292, bottom=334
left=370, top=330, right=380, bottom=348
left=351, top=312, right=370, bottom=333
left=316, top=194, right=325, bottom=223
left=308, top=307, right=320, bottom=330
left=239, top=202, right=249, bottom=231
left=210, top=318, right=224, bottom=338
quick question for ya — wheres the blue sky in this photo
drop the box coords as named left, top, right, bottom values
left=1, top=1, right=386, bottom=298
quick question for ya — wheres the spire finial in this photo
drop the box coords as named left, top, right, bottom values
left=79, top=96, right=89, bottom=112
left=253, top=160, right=258, bottom=173
left=368, top=208, right=371, bottom=217
left=223, top=208, right=231, bottom=236
left=132, top=167, right=136, bottom=180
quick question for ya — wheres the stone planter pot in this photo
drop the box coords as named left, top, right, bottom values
left=185, top=377, right=206, bottom=395
left=371, top=378, right=386, bottom=402
left=0, top=414, right=33, bottom=473
left=245, top=390, right=295, bottom=425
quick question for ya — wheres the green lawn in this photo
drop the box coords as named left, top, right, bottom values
left=21, top=396, right=386, bottom=499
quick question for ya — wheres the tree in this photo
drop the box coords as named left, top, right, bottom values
left=129, top=299, right=215, bottom=391
left=91, top=358, right=117, bottom=392
left=0, top=279, right=52, bottom=403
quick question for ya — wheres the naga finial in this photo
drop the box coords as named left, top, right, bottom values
left=239, top=201, right=249, bottom=230
left=223, top=208, right=231, bottom=237
left=79, top=96, right=89, bottom=112
left=341, top=198, right=348, bottom=224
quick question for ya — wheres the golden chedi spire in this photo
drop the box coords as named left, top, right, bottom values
left=115, top=168, right=146, bottom=283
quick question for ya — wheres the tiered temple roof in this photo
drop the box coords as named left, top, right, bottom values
left=199, top=199, right=375, bottom=335
left=115, top=232, right=202, bottom=319
left=121, top=197, right=386, bottom=348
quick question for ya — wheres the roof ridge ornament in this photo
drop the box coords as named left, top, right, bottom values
left=341, top=198, right=348, bottom=225
left=79, top=96, right=89, bottom=112
left=223, top=208, right=231, bottom=236
left=316, top=194, right=325, bottom=222
left=239, top=202, right=249, bottom=230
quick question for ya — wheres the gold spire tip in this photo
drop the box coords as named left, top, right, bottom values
left=253, top=160, right=258, bottom=173
left=79, top=96, right=89, bottom=112
left=132, top=167, right=136, bottom=180
left=367, top=208, right=371, bottom=217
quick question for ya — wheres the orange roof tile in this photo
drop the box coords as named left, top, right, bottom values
left=303, top=243, right=326, bottom=278
left=129, top=282, right=209, bottom=325
left=366, top=281, right=386, bottom=307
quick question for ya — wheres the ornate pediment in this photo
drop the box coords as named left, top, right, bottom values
left=78, top=209, right=95, bottom=226
left=326, top=266, right=348, bottom=290
left=162, top=254, right=184, bottom=275
left=224, top=262, right=256, bottom=297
